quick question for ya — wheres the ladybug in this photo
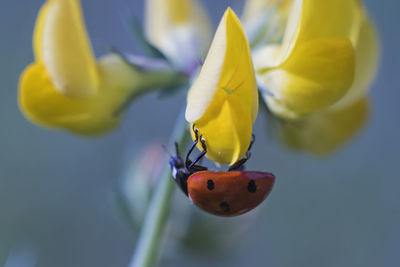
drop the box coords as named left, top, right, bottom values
left=169, top=125, right=275, bottom=217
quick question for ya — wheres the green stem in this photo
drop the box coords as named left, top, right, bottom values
left=128, top=107, right=188, bottom=267
left=114, top=69, right=188, bottom=117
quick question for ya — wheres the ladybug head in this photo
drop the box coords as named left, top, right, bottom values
left=168, top=142, right=184, bottom=169
left=168, top=142, right=190, bottom=195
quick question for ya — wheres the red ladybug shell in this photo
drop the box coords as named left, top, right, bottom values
left=187, top=171, right=275, bottom=217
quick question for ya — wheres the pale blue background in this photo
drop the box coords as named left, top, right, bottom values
left=0, top=0, right=399, bottom=266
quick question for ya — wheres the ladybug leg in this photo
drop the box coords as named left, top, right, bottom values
left=190, top=165, right=208, bottom=172
left=188, top=135, right=207, bottom=170
left=228, top=135, right=255, bottom=171
left=248, top=134, right=256, bottom=152
left=228, top=152, right=252, bottom=171
left=185, top=125, right=200, bottom=169
left=228, top=153, right=252, bottom=171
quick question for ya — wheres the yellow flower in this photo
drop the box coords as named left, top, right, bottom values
left=145, top=0, right=212, bottom=70
left=266, top=1, right=379, bottom=155
left=19, top=0, right=180, bottom=136
left=278, top=97, right=369, bottom=155
left=254, top=0, right=358, bottom=119
left=242, top=0, right=294, bottom=47
left=185, top=8, right=258, bottom=165
left=331, top=3, right=380, bottom=110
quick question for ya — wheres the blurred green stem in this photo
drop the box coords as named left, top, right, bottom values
left=128, top=107, right=188, bottom=267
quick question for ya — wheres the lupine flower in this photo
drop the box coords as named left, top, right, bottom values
left=242, top=0, right=294, bottom=47
left=185, top=8, right=258, bottom=165
left=145, top=0, right=212, bottom=71
left=277, top=97, right=369, bottom=155
left=270, top=1, right=379, bottom=155
left=331, top=3, right=379, bottom=110
left=253, top=0, right=358, bottom=119
left=19, top=0, right=181, bottom=135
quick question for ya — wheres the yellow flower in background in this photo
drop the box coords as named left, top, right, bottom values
left=242, top=0, right=294, bottom=47
left=19, top=0, right=180, bottom=136
left=331, top=4, right=380, bottom=110
left=266, top=1, right=379, bottom=155
left=254, top=0, right=358, bottom=119
left=145, top=0, right=212, bottom=70
left=32, top=0, right=98, bottom=98
left=185, top=8, right=258, bottom=165
left=278, top=97, right=369, bottom=155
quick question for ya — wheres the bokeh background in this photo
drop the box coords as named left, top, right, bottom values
left=1, top=0, right=399, bottom=266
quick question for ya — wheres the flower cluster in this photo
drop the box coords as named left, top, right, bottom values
left=19, top=0, right=379, bottom=162
left=19, top=0, right=185, bottom=135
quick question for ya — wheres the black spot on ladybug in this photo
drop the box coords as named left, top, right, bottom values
left=207, top=179, right=214, bottom=191
left=220, top=202, right=230, bottom=212
left=248, top=180, right=257, bottom=193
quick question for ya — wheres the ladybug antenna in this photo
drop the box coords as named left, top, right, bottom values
left=161, top=144, right=172, bottom=157
left=174, top=142, right=180, bottom=157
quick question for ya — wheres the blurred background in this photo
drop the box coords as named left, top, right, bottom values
left=0, top=0, right=399, bottom=266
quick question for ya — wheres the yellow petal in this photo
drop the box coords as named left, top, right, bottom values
left=281, top=0, right=357, bottom=58
left=255, top=0, right=357, bottom=118
left=278, top=97, right=369, bottom=155
left=186, top=8, right=258, bottom=165
left=190, top=98, right=252, bottom=165
left=145, top=0, right=212, bottom=69
left=242, top=0, right=294, bottom=46
left=242, top=0, right=281, bottom=21
left=19, top=54, right=151, bottom=136
left=33, top=2, right=50, bottom=61
left=332, top=11, right=380, bottom=109
left=260, top=38, right=355, bottom=118
left=35, top=0, right=99, bottom=97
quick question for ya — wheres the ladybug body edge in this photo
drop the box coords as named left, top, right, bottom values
left=188, top=171, right=275, bottom=216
